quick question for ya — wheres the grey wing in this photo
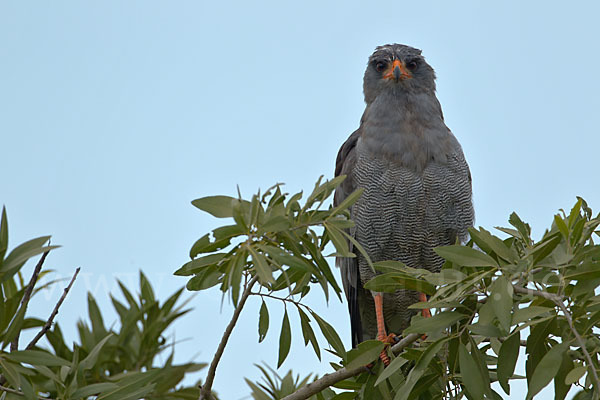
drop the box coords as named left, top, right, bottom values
left=334, top=129, right=364, bottom=348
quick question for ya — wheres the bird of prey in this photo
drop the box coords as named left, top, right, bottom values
left=334, top=44, right=474, bottom=358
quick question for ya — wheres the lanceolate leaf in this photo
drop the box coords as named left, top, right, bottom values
left=365, top=273, right=435, bottom=295
left=497, top=331, right=520, bottom=394
left=395, top=336, right=450, bottom=400
left=7, top=350, right=70, bottom=367
left=0, top=206, right=7, bottom=262
left=527, top=342, right=569, bottom=399
left=434, top=245, right=498, bottom=267
left=375, top=355, right=408, bottom=386
left=404, top=311, right=465, bottom=335
left=277, top=309, right=292, bottom=368
left=297, top=307, right=320, bottom=360
left=79, top=333, right=113, bottom=371
left=565, top=365, right=587, bottom=385
left=490, top=276, right=513, bottom=332
left=345, top=340, right=385, bottom=370
left=191, top=195, right=239, bottom=218
left=258, top=300, right=269, bottom=343
left=459, top=343, right=486, bottom=399
left=311, top=311, right=345, bottom=358
left=248, top=246, right=274, bottom=284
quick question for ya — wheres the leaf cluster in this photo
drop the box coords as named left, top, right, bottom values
left=334, top=197, right=600, bottom=400
left=0, top=207, right=205, bottom=399
left=178, top=178, right=361, bottom=367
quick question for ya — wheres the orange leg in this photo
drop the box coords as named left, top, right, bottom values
left=419, top=292, right=431, bottom=341
left=419, top=292, right=431, bottom=318
left=374, top=293, right=392, bottom=366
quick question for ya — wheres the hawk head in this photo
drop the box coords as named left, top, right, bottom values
left=363, top=44, right=437, bottom=104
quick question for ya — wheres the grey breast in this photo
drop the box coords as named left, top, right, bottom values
left=351, top=139, right=474, bottom=337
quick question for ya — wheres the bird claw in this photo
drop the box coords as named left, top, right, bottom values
left=377, top=333, right=397, bottom=366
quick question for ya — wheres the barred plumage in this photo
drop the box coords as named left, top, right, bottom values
left=335, top=44, right=474, bottom=347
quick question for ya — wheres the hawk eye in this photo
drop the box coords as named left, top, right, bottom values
left=406, top=60, right=418, bottom=71
left=375, top=61, right=386, bottom=72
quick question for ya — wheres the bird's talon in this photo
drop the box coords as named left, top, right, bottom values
left=379, top=349, right=391, bottom=366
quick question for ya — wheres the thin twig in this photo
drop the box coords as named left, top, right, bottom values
left=251, top=292, right=315, bottom=313
left=10, top=251, right=50, bottom=351
left=281, top=333, right=421, bottom=400
left=199, top=274, right=259, bottom=400
left=26, top=267, right=80, bottom=350
left=513, top=285, right=600, bottom=395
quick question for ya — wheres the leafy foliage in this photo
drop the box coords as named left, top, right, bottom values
left=325, top=197, right=600, bottom=399
left=178, top=178, right=362, bottom=366
left=183, top=177, right=600, bottom=400
left=245, top=364, right=335, bottom=400
left=0, top=206, right=205, bottom=399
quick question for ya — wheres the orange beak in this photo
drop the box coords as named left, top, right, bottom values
left=383, top=59, right=411, bottom=81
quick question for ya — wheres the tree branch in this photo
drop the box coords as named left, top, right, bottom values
left=26, top=267, right=80, bottom=350
left=10, top=251, right=49, bottom=351
left=199, top=274, right=259, bottom=400
left=281, top=333, right=421, bottom=400
left=513, top=284, right=600, bottom=393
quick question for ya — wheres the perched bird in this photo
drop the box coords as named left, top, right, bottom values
left=334, top=44, right=474, bottom=357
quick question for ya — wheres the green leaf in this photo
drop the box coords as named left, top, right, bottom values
left=497, top=331, right=520, bottom=394
left=260, top=215, right=291, bottom=233
left=554, top=215, right=569, bottom=239
left=1, top=243, right=60, bottom=277
left=0, top=357, right=21, bottom=387
left=191, top=195, right=240, bottom=218
left=434, top=245, right=497, bottom=267
left=324, top=223, right=353, bottom=258
left=509, top=212, right=531, bottom=241
left=6, top=350, right=70, bottom=367
left=365, top=273, right=436, bottom=295
left=512, top=306, right=553, bottom=325
left=469, top=227, right=517, bottom=262
left=297, top=307, right=320, bottom=360
left=311, top=311, right=345, bottom=358
left=555, top=351, right=573, bottom=400
left=212, top=224, right=246, bottom=240
left=19, top=375, right=35, bottom=400
left=277, top=309, right=291, bottom=368
left=2, top=301, right=26, bottom=348
left=394, top=336, right=450, bottom=400
left=330, top=188, right=363, bottom=217
left=186, top=265, right=222, bottom=291
left=404, top=311, right=465, bottom=335
left=527, top=342, right=569, bottom=399
left=189, top=234, right=232, bottom=258
left=490, top=276, right=513, bottom=332
left=79, top=333, right=113, bottom=370
left=72, top=383, right=120, bottom=398
left=248, top=246, right=274, bottom=284
left=0, top=206, right=7, bottom=262
left=96, top=370, right=160, bottom=400
left=530, top=234, right=561, bottom=264
left=564, top=262, right=600, bottom=281
left=565, top=366, right=587, bottom=385
left=568, top=198, right=582, bottom=228
left=375, top=355, right=408, bottom=386
left=345, top=340, right=385, bottom=370
left=468, top=323, right=503, bottom=337
left=174, top=253, right=227, bottom=276
left=459, top=343, right=486, bottom=399
left=258, top=300, right=269, bottom=343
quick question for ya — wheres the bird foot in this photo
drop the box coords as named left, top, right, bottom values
left=377, top=333, right=397, bottom=366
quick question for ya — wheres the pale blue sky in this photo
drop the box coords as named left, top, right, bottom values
left=2, top=1, right=599, bottom=399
